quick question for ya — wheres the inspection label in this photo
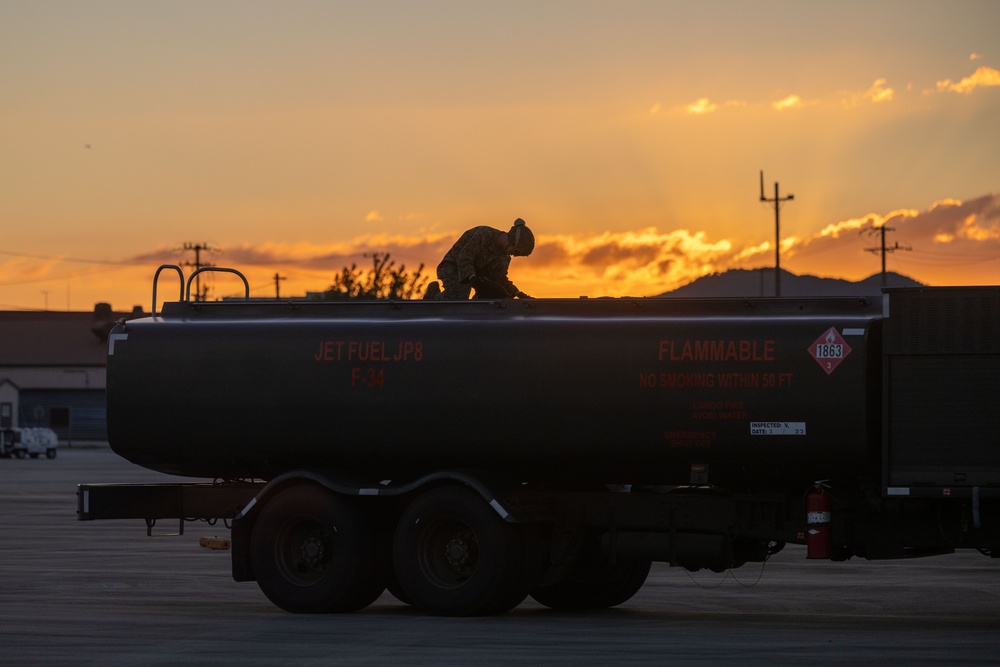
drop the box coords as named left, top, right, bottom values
left=750, top=422, right=806, bottom=436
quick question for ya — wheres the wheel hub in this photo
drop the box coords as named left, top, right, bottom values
left=445, top=537, right=469, bottom=567
left=301, top=532, right=326, bottom=566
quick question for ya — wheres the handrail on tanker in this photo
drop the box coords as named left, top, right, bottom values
left=152, top=265, right=252, bottom=318
left=185, top=267, right=250, bottom=302
left=152, top=265, right=184, bottom=319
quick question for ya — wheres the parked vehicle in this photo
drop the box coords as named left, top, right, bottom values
left=1, top=427, right=57, bottom=459
left=0, top=429, right=19, bottom=458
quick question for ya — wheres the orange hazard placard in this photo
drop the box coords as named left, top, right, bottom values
left=809, top=327, right=852, bottom=375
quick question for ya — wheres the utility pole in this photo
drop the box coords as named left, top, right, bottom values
left=273, top=273, right=286, bottom=299
left=864, top=226, right=912, bottom=288
left=182, top=243, right=214, bottom=301
left=760, top=171, right=794, bottom=297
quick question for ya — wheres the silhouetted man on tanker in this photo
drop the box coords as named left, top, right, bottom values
left=424, top=218, right=535, bottom=299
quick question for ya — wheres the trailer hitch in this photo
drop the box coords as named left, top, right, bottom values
left=145, top=517, right=185, bottom=537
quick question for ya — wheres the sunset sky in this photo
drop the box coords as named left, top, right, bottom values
left=1, top=1, right=998, bottom=310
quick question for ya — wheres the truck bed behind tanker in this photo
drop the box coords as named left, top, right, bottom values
left=882, top=286, right=1000, bottom=497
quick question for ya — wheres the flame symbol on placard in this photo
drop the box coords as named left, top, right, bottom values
left=825, top=329, right=837, bottom=343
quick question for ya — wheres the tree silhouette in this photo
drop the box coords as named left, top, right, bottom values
left=320, top=252, right=429, bottom=301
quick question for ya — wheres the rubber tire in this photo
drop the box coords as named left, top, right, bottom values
left=393, top=486, right=536, bottom=616
left=46, top=449, right=57, bottom=459
left=530, top=557, right=652, bottom=610
left=14, top=449, right=26, bottom=459
left=250, top=484, right=384, bottom=613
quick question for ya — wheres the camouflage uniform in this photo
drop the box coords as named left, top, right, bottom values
left=436, top=226, right=518, bottom=299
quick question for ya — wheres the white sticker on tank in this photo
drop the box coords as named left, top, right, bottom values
left=750, top=422, right=806, bottom=436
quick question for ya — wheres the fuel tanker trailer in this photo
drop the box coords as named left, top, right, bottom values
left=78, top=266, right=1000, bottom=616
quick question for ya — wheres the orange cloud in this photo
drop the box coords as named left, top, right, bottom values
left=936, top=66, right=1000, bottom=94
left=917, top=197, right=999, bottom=243
left=865, top=78, right=894, bottom=103
left=0, top=256, right=65, bottom=283
left=686, top=98, right=718, bottom=115
left=508, top=228, right=733, bottom=297
left=683, top=98, right=746, bottom=115
left=784, top=195, right=1000, bottom=284
left=772, top=94, right=802, bottom=111
left=814, top=209, right=918, bottom=239
left=522, top=197, right=997, bottom=294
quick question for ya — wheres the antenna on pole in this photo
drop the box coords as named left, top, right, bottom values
left=759, top=170, right=794, bottom=297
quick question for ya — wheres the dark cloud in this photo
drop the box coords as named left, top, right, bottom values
left=524, top=243, right=569, bottom=267
left=582, top=241, right=663, bottom=268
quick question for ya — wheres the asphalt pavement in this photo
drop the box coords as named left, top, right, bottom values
left=1, top=448, right=998, bottom=665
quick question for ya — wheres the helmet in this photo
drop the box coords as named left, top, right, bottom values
left=508, top=218, right=534, bottom=256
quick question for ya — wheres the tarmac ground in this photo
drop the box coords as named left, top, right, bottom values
left=1, top=448, right=998, bottom=665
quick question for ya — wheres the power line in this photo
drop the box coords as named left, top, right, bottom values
left=894, top=250, right=997, bottom=267
left=0, top=263, right=129, bottom=288
left=864, top=226, right=911, bottom=288
left=0, top=249, right=139, bottom=265
left=787, top=233, right=865, bottom=260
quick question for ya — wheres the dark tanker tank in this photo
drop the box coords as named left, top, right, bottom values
left=107, top=293, right=883, bottom=492
left=87, top=270, right=1000, bottom=617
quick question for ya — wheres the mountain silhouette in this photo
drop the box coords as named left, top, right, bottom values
left=657, top=268, right=923, bottom=298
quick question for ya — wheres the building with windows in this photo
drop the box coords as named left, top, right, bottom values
left=0, top=304, right=144, bottom=445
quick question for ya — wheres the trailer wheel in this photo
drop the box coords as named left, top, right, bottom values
left=249, top=484, right=384, bottom=613
left=46, top=449, right=57, bottom=459
left=393, top=486, right=537, bottom=616
left=530, top=556, right=651, bottom=610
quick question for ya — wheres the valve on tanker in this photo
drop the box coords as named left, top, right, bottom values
left=805, top=482, right=832, bottom=559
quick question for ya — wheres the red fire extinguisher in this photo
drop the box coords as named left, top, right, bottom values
left=806, top=482, right=832, bottom=559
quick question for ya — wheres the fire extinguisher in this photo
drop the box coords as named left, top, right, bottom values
left=806, top=482, right=832, bottom=559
